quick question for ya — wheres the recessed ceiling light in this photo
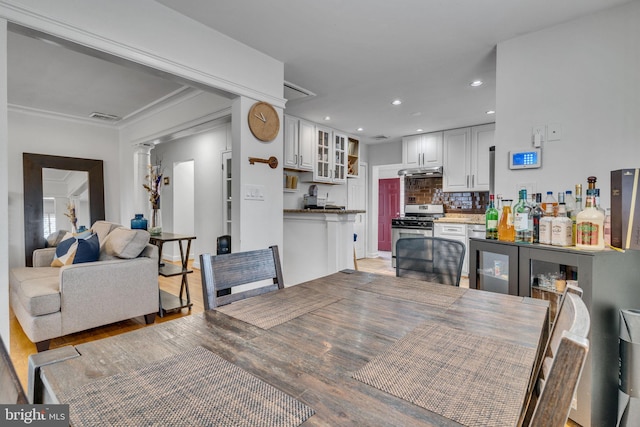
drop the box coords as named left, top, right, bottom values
left=357, top=127, right=364, bottom=132
left=324, top=116, right=331, bottom=121
left=391, top=99, right=402, bottom=106
left=416, top=129, right=424, bottom=132
left=470, top=80, right=483, bottom=87
left=486, top=110, right=496, bottom=115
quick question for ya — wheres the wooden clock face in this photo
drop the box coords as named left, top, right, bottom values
left=248, top=102, right=280, bottom=142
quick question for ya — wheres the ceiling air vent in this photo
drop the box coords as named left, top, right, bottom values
left=372, top=135, right=390, bottom=141
left=284, top=81, right=316, bottom=101
left=89, top=112, right=121, bottom=121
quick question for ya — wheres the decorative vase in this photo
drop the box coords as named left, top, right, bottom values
left=131, top=213, right=148, bottom=230
left=149, top=208, right=162, bottom=235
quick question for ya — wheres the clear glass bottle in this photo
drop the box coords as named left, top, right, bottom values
left=485, top=194, right=499, bottom=240
left=541, top=191, right=557, bottom=216
left=532, top=193, right=544, bottom=243
left=576, top=189, right=605, bottom=250
left=551, top=203, right=573, bottom=246
left=498, top=199, right=515, bottom=242
left=565, top=190, right=576, bottom=218
left=514, top=189, right=533, bottom=243
left=604, top=207, right=611, bottom=246
left=573, top=184, right=583, bottom=245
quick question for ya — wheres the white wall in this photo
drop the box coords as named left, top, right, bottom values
left=495, top=1, right=640, bottom=209
left=151, top=123, right=230, bottom=264
left=0, top=18, right=8, bottom=345
left=7, top=111, right=120, bottom=269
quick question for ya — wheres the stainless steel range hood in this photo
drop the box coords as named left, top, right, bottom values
left=398, top=166, right=443, bottom=177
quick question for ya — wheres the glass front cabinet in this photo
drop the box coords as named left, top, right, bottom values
left=469, top=237, right=640, bottom=427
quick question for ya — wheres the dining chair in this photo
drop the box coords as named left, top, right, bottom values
left=395, top=237, right=465, bottom=286
left=527, top=330, right=589, bottom=427
left=523, top=284, right=590, bottom=426
left=199, top=245, right=284, bottom=309
left=1, top=336, right=28, bottom=404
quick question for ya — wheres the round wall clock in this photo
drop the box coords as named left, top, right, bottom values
left=248, top=101, right=280, bottom=142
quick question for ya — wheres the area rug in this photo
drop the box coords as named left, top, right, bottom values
left=60, top=346, right=314, bottom=427
left=352, top=321, right=536, bottom=427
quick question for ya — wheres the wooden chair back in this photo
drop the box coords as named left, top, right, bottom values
left=395, top=237, right=465, bottom=286
left=200, top=245, right=284, bottom=309
left=528, top=331, right=589, bottom=426
left=523, top=284, right=590, bottom=426
left=0, top=336, right=28, bottom=404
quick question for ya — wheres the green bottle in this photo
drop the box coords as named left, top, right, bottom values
left=485, top=194, right=499, bottom=240
left=514, top=188, right=533, bottom=243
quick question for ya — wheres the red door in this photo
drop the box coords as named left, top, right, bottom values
left=378, top=178, right=400, bottom=251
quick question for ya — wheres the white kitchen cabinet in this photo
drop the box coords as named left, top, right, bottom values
left=313, top=127, right=346, bottom=184
left=283, top=115, right=314, bottom=171
left=434, top=222, right=469, bottom=276
left=402, top=132, right=443, bottom=168
left=442, top=123, right=494, bottom=192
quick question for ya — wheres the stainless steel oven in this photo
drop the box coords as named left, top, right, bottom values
left=391, top=204, right=444, bottom=267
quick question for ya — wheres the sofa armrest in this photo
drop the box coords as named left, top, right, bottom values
left=33, top=248, right=56, bottom=267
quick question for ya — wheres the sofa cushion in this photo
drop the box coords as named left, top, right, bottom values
left=91, top=221, right=121, bottom=247
left=102, top=227, right=151, bottom=259
left=46, top=229, right=68, bottom=247
left=51, top=233, right=100, bottom=267
left=9, top=267, right=61, bottom=316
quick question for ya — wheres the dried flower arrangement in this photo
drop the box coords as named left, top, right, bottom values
left=64, top=201, right=78, bottom=233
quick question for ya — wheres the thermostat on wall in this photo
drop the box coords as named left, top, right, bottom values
left=509, top=148, right=541, bottom=169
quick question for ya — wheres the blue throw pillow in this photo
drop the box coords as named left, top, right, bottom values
left=51, top=233, right=100, bottom=267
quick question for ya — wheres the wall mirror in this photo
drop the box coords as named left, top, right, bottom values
left=23, top=153, right=105, bottom=266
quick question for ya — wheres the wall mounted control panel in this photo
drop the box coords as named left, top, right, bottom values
left=509, top=148, right=541, bottom=169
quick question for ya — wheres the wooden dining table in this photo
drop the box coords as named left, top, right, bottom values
left=30, top=271, right=548, bottom=427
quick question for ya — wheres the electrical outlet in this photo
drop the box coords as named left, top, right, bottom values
left=532, top=125, right=545, bottom=147
left=548, top=123, right=562, bottom=141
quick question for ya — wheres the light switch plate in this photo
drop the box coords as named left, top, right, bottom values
left=547, top=123, right=562, bottom=141
left=244, top=184, right=265, bottom=201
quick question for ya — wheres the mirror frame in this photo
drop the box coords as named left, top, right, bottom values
left=23, top=153, right=105, bottom=266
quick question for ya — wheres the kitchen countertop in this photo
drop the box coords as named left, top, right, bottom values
left=284, top=209, right=366, bottom=214
left=434, top=214, right=485, bottom=225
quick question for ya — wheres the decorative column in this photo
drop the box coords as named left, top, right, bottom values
left=133, top=143, right=154, bottom=218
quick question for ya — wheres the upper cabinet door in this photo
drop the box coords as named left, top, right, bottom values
left=422, top=132, right=443, bottom=166
left=298, top=119, right=315, bottom=171
left=283, top=115, right=299, bottom=169
left=314, top=127, right=332, bottom=182
left=403, top=134, right=422, bottom=167
left=471, top=123, right=494, bottom=191
left=443, top=128, right=471, bottom=191
left=333, top=132, right=347, bottom=184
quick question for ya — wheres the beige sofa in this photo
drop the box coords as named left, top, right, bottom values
left=10, top=221, right=159, bottom=351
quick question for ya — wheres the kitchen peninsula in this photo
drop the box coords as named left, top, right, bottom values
left=283, top=209, right=365, bottom=285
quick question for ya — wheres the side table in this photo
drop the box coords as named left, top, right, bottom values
left=149, top=232, right=196, bottom=317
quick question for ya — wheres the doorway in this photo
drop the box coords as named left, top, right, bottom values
left=173, top=160, right=195, bottom=237
left=378, top=178, right=400, bottom=251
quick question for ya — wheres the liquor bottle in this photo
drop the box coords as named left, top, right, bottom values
left=541, top=191, right=557, bottom=215
left=485, top=194, right=499, bottom=240
left=551, top=203, right=573, bottom=246
left=531, top=193, right=544, bottom=243
left=573, top=184, right=583, bottom=245
left=514, top=189, right=533, bottom=243
left=565, top=190, right=576, bottom=218
left=576, top=189, right=605, bottom=250
left=498, top=199, right=515, bottom=242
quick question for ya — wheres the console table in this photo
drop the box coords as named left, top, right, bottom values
left=149, top=232, right=196, bottom=317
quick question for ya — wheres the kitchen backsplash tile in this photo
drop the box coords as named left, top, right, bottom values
left=404, top=177, right=488, bottom=214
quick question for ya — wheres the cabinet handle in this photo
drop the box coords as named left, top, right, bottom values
left=472, top=175, right=474, bottom=188
left=422, top=153, right=425, bottom=165
left=295, top=154, right=298, bottom=164
left=299, top=155, right=302, bottom=165
left=466, top=175, right=470, bottom=187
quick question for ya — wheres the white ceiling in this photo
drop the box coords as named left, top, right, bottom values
left=7, top=0, right=633, bottom=143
